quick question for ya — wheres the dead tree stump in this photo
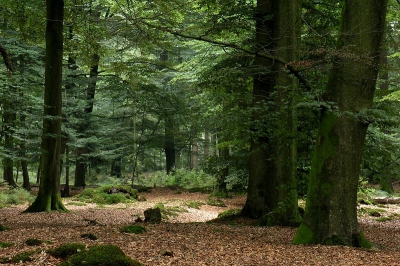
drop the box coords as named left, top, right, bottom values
left=144, top=207, right=162, bottom=224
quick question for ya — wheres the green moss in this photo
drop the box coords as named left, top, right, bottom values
left=185, top=200, right=205, bottom=209
left=352, top=232, right=372, bottom=248
left=48, top=243, right=86, bottom=259
left=206, top=196, right=226, bottom=207
left=155, top=203, right=188, bottom=219
left=81, top=233, right=98, bottom=240
left=217, top=209, right=241, bottom=219
left=11, top=250, right=37, bottom=263
left=66, top=244, right=143, bottom=266
left=0, top=242, right=13, bottom=248
left=292, top=223, right=316, bottom=244
left=120, top=225, right=146, bottom=234
left=75, top=185, right=138, bottom=205
left=25, top=238, right=42, bottom=246
left=66, top=201, right=87, bottom=206
left=0, top=223, right=8, bottom=231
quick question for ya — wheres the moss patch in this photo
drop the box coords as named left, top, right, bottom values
left=0, top=223, right=8, bottom=231
left=25, top=238, right=42, bottom=246
left=81, top=233, right=98, bottom=240
left=65, top=244, right=143, bottom=266
left=206, top=196, right=226, bottom=207
left=0, top=242, right=13, bottom=248
left=292, top=223, right=316, bottom=244
left=48, top=243, right=86, bottom=259
left=120, top=225, right=146, bottom=234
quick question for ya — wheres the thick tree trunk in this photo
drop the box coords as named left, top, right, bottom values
left=293, top=0, right=388, bottom=246
left=242, top=0, right=301, bottom=226
left=25, top=0, right=67, bottom=212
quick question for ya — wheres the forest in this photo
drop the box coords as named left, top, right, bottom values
left=0, top=0, right=400, bottom=265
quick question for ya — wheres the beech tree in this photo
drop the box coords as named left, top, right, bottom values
left=293, top=0, right=388, bottom=246
left=241, top=0, right=302, bottom=225
left=25, top=0, right=67, bottom=212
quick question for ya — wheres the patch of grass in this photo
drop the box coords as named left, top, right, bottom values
left=81, top=233, right=98, bottom=240
left=48, top=243, right=86, bottom=259
left=0, top=242, right=13, bottom=248
left=66, top=201, right=87, bottom=206
left=206, top=196, right=227, bottom=207
left=65, top=244, right=143, bottom=266
left=186, top=200, right=205, bottom=209
left=120, top=225, right=146, bottom=234
left=155, top=203, right=188, bottom=219
left=25, top=238, right=42, bottom=246
left=0, top=188, right=35, bottom=208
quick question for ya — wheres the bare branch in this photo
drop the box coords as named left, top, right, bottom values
left=139, top=21, right=312, bottom=90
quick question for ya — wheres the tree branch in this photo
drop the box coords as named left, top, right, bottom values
left=139, top=21, right=312, bottom=90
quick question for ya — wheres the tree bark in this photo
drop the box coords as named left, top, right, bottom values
left=242, top=0, right=301, bottom=226
left=25, top=0, right=67, bottom=212
left=293, top=0, right=388, bottom=246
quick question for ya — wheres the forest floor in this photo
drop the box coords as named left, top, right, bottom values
left=0, top=187, right=400, bottom=265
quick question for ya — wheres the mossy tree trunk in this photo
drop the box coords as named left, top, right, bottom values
left=25, top=0, right=67, bottom=212
left=242, top=0, right=301, bottom=226
left=293, top=0, right=388, bottom=246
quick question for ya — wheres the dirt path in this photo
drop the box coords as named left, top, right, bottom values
left=0, top=188, right=399, bottom=265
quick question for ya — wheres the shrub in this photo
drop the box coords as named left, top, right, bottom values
left=48, top=243, right=86, bottom=259
left=66, top=244, right=143, bottom=266
left=120, top=225, right=146, bottom=234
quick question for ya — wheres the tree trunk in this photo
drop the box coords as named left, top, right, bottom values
left=214, top=146, right=228, bottom=195
left=242, top=0, right=301, bottom=226
left=293, top=0, right=388, bottom=246
left=2, top=89, right=16, bottom=187
left=25, top=0, right=67, bottom=212
left=74, top=53, right=100, bottom=187
left=110, top=157, right=122, bottom=178
left=192, top=138, right=199, bottom=169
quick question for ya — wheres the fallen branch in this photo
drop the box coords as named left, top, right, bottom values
left=373, top=197, right=400, bottom=204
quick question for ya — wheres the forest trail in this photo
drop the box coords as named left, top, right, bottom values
left=0, top=188, right=399, bottom=265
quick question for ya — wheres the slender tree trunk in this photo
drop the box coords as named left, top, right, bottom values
left=242, top=0, right=301, bottom=226
left=25, top=0, right=67, bottom=212
left=293, top=0, right=388, bottom=246
left=165, top=118, right=176, bottom=174
left=214, top=146, right=228, bottom=195
left=2, top=86, right=16, bottom=187
left=74, top=53, right=99, bottom=187
left=192, top=138, right=198, bottom=169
